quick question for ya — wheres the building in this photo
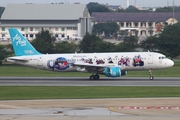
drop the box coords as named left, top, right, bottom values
left=92, top=12, right=180, bottom=40
left=0, top=4, right=93, bottom=41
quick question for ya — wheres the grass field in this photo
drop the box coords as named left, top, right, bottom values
left=0, top=86, right=180, bottom=100
left=0, top=62, right=180, bottom=77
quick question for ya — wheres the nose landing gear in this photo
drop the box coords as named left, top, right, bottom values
left=149, top=69, right=154, bottom=80
left=149, top=76, right=154, bottom=80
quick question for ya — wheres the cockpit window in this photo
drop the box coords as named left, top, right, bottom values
left=159, top=56, right=167, bottom=59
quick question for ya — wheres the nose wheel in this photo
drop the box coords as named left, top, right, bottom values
left=149, top=76, right=154, bottom=80
left=89, top=74, right=100, bottom=80
left=149, top=69, right=154, bottom=80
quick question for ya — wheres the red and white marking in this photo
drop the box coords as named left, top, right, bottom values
left=119, top=106, right=180, bottom=110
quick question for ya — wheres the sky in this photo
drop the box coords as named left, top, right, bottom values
left=0, top=0, right=180, bottom=8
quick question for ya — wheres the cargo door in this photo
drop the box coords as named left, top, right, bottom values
left=38, top=57, right=43, bottom=67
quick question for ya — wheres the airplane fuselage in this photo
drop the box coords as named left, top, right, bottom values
left=7, top=52, right=174, bottom=72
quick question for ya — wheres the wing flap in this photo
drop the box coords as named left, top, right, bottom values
left=73, top=62, right=116, bottom=68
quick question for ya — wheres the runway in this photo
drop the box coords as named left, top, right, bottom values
left=0, top=77, right=180, bottom=86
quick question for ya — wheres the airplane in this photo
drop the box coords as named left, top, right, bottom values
left=7, top=28, right=174, bottom=80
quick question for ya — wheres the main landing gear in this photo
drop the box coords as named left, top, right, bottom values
left=89, top=74, right=100, bottom=80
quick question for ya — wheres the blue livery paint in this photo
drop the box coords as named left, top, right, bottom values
left=104, top=67, right=121, bottom=77
left=8, top=28, right=41, bottom=56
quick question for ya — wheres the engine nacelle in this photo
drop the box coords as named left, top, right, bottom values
left=104, top=67, right=127, bottom=77
left=104, top=67, right=121, bottom=77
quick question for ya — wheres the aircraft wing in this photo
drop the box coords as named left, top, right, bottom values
left=72, top=62, right=124, bottom=73
left=7, top=57, right=29, bottom=62
left=73, top=62, right=116, bottom=68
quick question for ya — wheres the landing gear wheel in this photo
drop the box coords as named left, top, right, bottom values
left=89, top=74, right=100, bottom=80
left=90, top=75, right=95, bottom=80
left=149, top=76, right=154, bottom=80
left=94, top=74, right=100, bottom=80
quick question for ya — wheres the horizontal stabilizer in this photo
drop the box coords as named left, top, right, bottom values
left=7, top=57, right=29, bottom=62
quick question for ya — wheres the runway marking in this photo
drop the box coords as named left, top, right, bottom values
left=119, top=106, right=180, bottom=110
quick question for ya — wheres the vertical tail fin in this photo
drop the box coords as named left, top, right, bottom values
left=8, top=28, right=41, bottom=56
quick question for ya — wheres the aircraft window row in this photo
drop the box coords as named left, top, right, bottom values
left=159, top=56, right=167, bottom=59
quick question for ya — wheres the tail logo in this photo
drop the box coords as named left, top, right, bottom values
left=13, top=34, right=26, bottom=46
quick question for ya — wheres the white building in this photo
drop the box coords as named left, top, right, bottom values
left=0, top=4, right=93, bottom=41
left=92, top=12, right=180, bottom=40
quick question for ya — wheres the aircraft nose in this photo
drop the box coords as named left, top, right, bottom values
left=169, top=60, right=174, bottom=67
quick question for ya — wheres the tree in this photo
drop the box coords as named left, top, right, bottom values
left=140, top=36, right=158, bottom=52
left=116, top=36, right=139, bottom=52
left=87, top=2, right=111, bottom=15
left=79, top=32, right=103, bottom=53
left=157, top=22, right=180, bottom=58
left=115, top=42, right=132, bottom=52
left=155, top=6, right=180, bottom=12
left=31, top=28, right=56, bottom=54
left=0, top=45, right=5, bottom=65
left=117, top=8, right=125, bottom=12
left=123, top=36, right=139, bottom=51
left=155, top=7, right=173, bottom=12
left=93, top=22, right=120, bottom=38
left=95, top=41, right=116, bottom=52
left=54, top=41, right=78, bottom=53
left=0, top=44, right=13, bottom=65
left=126, top=5, right=140, bottom=12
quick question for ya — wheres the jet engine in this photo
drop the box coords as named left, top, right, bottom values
left=104, top=67, right=127, bottom=77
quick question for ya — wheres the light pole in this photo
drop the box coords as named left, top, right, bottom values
left=173, top=0, right=175, bottom=24
left=127, top=0, right=129, bottom=8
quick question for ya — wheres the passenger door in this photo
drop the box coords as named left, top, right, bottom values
left=148, top=54, right=153, bottom=64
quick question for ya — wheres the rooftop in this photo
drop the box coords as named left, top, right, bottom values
left=92, top=12, right=180, bottom=22
left=1, top=4, right=88, bottom=20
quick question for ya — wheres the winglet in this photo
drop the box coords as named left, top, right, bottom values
left=8, top=28, right=41, bottom=56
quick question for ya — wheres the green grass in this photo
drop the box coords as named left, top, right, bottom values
left=0, top=86, right=180, bottom=100
left=0, top=62, right=180, bottom=77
